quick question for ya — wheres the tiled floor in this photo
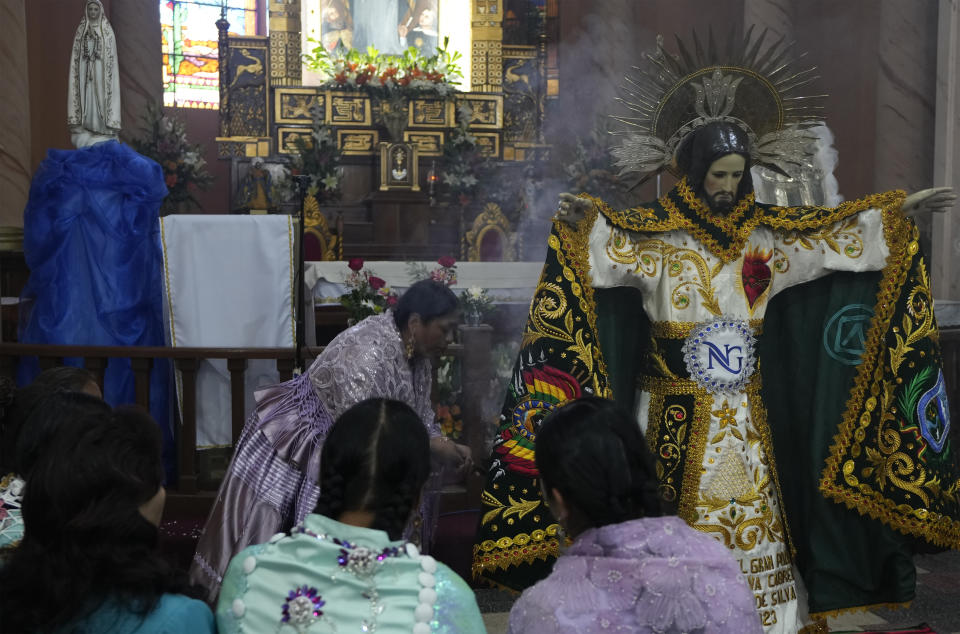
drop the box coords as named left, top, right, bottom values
left=476, top=550, right=960, bottom=634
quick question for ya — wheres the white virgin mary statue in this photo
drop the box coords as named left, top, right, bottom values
left=67, top=0, right=121, bottom=148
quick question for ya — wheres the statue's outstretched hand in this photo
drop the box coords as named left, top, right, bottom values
left=902, top=187, right=957, bottom=218
left=555, top=193, right=593, bottom=225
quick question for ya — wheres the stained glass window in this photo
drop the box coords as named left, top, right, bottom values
left=161, top=1, right=260, bottom=109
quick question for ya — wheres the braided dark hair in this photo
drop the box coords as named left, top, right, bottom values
left=313, top=398, right=430, bottom=540
left=535, top=397, right=663, bottom=537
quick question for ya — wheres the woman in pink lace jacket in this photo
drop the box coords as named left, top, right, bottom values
left=191, top=280, right=471, bottom=603
left=509, top=398, right=761, bottom=634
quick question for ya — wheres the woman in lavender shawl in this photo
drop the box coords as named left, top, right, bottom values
left=191, top=280, right=472, bottom=603
left=509, top=398, right=762, bottom=634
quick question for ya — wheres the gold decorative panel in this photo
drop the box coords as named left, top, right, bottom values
left=275, top=88, right=323, bottom=124
left=225, top=37, right=270, bottom=137
left=457, top=95, right=502, bottom=129
left=328, top=93, right=372, bottom=126
left=472, top=132, right=500, bottom=158
left=471, top=0, right=503, bottom=93
left=409, top=99, right=454, bottom=128
left=268, top=0, right=301, bottom=87
left=338, top=129, right=379, bottom=155
left=277, top=127, right=312, bottom=154
left=403, top=131, right=444, bottom=156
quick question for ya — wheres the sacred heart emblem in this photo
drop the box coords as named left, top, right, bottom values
left=741, top=245, right=772, bottom=308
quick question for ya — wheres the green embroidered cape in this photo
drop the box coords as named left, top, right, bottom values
left=472, top=184, right=959, bottom=615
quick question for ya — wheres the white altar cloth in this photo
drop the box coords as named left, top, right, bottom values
left=160, top=215, right=296, bottom=447
left=304, top=261, right=545, bottom=304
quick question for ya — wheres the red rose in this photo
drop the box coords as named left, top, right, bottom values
left=386, top=295, right=398, bottom=307
left=368, top=276, right=386, bottom=289
left=438, top=256, right=456, bottom=268
left=348, top=258, right=364, bottom=271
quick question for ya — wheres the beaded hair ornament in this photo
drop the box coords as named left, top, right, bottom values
left=611, top=27, right=825, bottom=180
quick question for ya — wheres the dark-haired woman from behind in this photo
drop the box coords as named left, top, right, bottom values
left=0, top=406, right=214, bottom=633
left=508, top=397, right=761, bottom=634
left=216, top=398, right=485, bottom=633
left=0, top=366, right=102, bottom=551
left=193, top=279, right=473, bottom=603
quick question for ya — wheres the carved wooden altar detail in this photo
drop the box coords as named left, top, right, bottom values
left=214, top=1, right=557, bottom=261
left=303, top=194, right=341, bottom=261
left=463, top=203, right=519, bottom=262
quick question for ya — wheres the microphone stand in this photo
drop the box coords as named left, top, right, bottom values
left=294, top=175, right=311, bottom=372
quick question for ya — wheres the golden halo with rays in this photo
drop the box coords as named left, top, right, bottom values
left=611, top=26, right=827, bottom=179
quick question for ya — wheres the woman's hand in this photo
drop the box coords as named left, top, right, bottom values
left=430, top=436, right=473, bottom=483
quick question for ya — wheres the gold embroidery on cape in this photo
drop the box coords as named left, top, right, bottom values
left=889, top=260, right=934, bottom=375
left=701, top=451, right=763, bottom=510
left=518, top=204, right=612, bottom=397
left=692, top=502, right=785, bottom=551
left=472, top=525, right=562, bottom=575
left=692, top=381, right=784, bottom=550
left=747, top=375, right=796, bottom=556
left=821, top=199, right=960, bottom=548
left=600, top=179, right=902, bottom=264
left=480, top=491, right=542, bottom=526
left=606, top=231, right=724, bottom=316
left=646, top=337, right=678, bottom=379
left=650, top=319, right=764, bottom=340
left=844, top=382, right=932, bottom=507
left=527, top=205, right=612, bottom=396
left=646, top=395, right=686, bottom=503
left=780, top=215, right=864, bottom=259
left=639, top=376, right=713, bottom=523
left=773, top=247, right=790, bottom=274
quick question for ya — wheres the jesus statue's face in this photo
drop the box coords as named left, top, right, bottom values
left=702, top=153, right=745, bottom=213
left=86, top=2, right=101, bottom=22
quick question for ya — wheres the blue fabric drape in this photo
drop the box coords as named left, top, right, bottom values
left=18, top=141, right=174, bottom=480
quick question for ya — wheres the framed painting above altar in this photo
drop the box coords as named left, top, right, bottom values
left=302, top=0, right=472, bottom=84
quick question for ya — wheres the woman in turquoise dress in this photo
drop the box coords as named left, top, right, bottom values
left=217, top=398, right=485, bottom=633
left=0, top=404, right=214, bottom=633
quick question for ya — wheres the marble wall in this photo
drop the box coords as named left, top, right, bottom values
left=932, top=0, right=960, bottom=301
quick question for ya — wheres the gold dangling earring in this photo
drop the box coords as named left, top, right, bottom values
left=405, top=334, right=415, bottom=360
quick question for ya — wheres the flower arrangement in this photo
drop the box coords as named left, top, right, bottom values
left=293, top=105, right=343, bottom=202
left=460, top=286, right=493, bottom=326
left=303, top=39, right=463, bottom=97
left=433, top=354, right=463, bottom=440
left=460, top=286, right=494, bottom=326
left=339, top=258, right=398, bottom=323
left=133, top=102, right=212, bottom=213
left=406, top=256, right=457, bottom=287
left=435, top=403, right=463, bottom=440
left=438, top=103, right=489, bottom=205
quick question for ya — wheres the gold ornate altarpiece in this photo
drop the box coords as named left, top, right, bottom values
left=215, top=1, right=556, bottom=162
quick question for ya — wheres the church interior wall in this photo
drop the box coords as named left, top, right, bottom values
left=3, top=1, right=947, bottom=222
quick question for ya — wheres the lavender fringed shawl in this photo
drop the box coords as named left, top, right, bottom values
left=508, top=516, right=763, bottom=634
left=190, top=313, right=438, bottom=604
